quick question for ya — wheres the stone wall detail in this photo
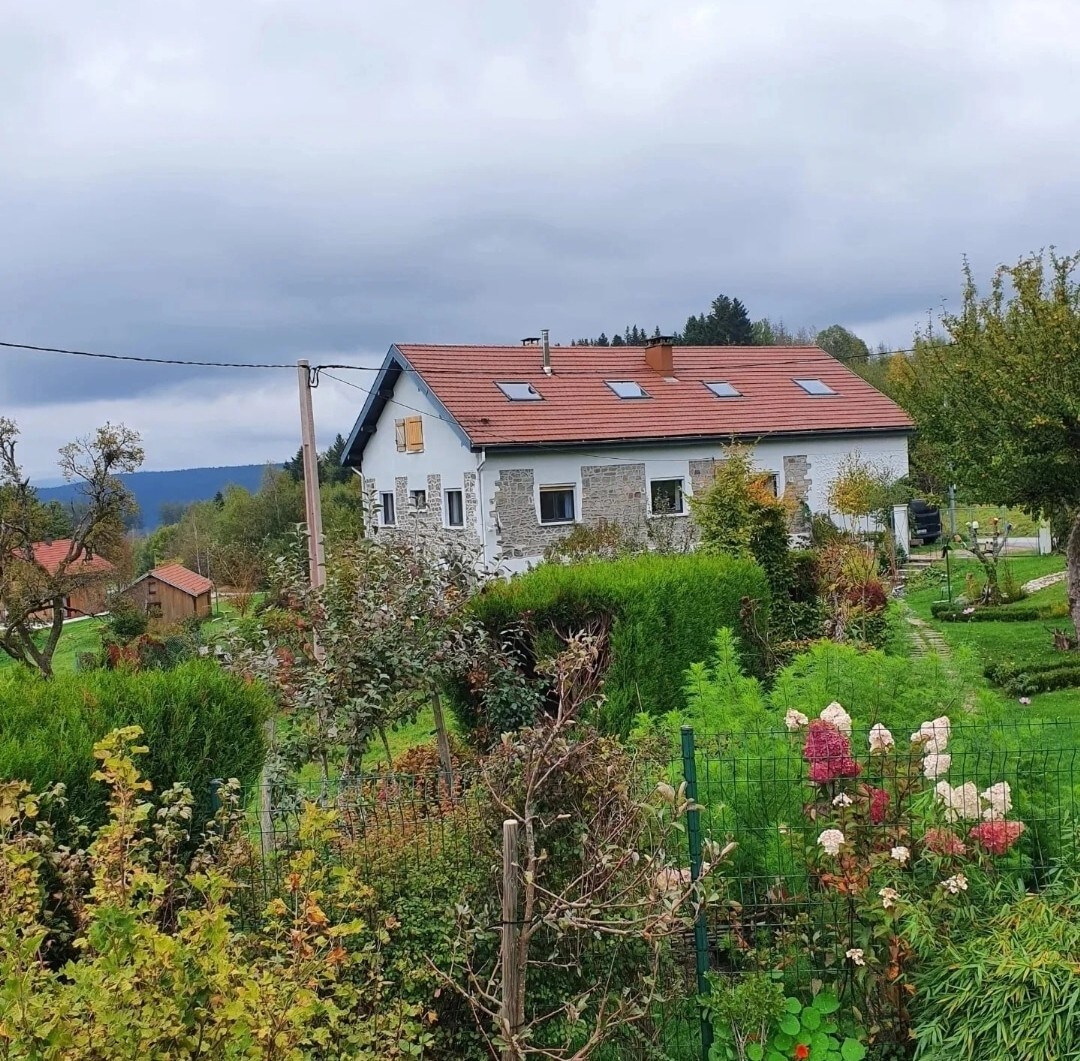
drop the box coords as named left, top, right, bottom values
left=783, top=455, right=811, bottom=531
left=363, top=473, right=480, bottom=546
left=580, top=463, right=646, bottom=533
left=492, top=468, right=574, bottom=560
left=689, top=458, right=717, bottom=495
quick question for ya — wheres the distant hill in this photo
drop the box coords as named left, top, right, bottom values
left=35, top=464, right=279, bottom=531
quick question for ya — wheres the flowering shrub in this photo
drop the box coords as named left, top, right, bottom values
left=786, top=703, right=1029, bottom=1049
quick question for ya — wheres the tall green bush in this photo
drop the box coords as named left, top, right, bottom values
left=0, top=661, right=269, bottom=829
left=457, top=553, right=769, bottom=736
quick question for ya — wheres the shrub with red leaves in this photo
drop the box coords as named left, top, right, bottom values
left=803, top=720, right=861, bottom=784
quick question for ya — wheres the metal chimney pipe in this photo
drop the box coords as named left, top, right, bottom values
left=541, top=328, right=552, bottom=375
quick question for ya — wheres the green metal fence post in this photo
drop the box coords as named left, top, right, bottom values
left=209, top=778, right=223, bottom=816
left=681, top=724, right=713, bottom=1060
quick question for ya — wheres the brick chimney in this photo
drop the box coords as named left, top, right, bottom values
left=645, top=336, right=674, bottom=376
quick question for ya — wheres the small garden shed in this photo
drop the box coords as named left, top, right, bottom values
left=124, top=563, right=214, bottom=622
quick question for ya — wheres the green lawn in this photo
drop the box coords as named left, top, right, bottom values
left=906, top=553, right=1079, bottom=721
left=0, top=617, right=106, bottom=675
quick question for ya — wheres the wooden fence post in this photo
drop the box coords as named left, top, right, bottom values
left=681, top=725, right=713, bottom=1061
left=431, top=688, right=455, bottom=789
left=501, top=818, right=522, bottom=1061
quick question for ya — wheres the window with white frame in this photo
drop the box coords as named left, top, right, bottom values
left=380, top=491, right=396, bottom=526
left=445, top=488, right=464, bottom=528
left=539, top=485, right=575, bottom=524
left=650, top=477, right=685, bottom=515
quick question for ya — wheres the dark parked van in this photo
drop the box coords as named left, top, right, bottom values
left=909, top=499, right=942, bottom=544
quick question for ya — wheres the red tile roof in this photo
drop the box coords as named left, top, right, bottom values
left=391, top=344, right=912, bottom=448
left=149, top=564, right=214, bottom=597
left=30, top=539, right=114, bottom=575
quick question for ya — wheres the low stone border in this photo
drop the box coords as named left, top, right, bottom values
left=1022, top=571, right=1067, bottom=595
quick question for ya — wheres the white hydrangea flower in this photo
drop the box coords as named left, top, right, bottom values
left=890, top=845, right=910, bottom=866
left=911, top=716, right=951, bottom=753
left=832, top=793, right=854, bottom=808
left=845, top=948, right=866, bottom=966
left=981, top=781, right=1012, bottom=821
left=940, top=873, right=969, bottom=895
left=879, top=887, right=900, bottom=909
left=935, top=781, right=980, bottom=821
left=784, top=709, right=809, bottom=731
left=923, top=752, right=952, bottom=780
left=817, top=828, right=846, bottom=856
left=868, top=723, right=894, bottom=754
left=820, top=702, right=852, bottom=737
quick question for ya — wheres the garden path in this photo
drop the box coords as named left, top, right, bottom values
left=906, top=614, right=977, bottom=712
left=1021, top=570, right=1067, bottom=595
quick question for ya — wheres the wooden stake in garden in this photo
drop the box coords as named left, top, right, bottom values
left=501, top=817, right=522, bottom=1061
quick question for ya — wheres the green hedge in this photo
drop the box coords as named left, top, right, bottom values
left=930, top=601, right=1056, bottom=622
left=985, top=656, right=1080, bottom=694
left=457, top=553, right=769, bottom=736
left=0, top=661, right=271, bottom=829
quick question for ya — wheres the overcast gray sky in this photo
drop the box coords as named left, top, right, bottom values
left=4, top=0, right=1080, bottom=479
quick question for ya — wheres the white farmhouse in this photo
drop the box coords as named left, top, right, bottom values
left=341, top=336, right=911, bottom=572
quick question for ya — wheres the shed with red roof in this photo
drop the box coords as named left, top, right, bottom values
left=123, top=563, right=214, bottom=622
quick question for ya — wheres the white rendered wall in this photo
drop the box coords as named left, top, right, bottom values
left=358, top=370, right=479, bottom=535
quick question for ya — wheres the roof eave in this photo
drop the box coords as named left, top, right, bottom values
left=468, top=423, right=914, bottom=453
left=341, top=345, right=473, bottom=467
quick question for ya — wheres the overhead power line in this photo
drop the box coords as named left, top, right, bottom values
left=0, top=340, right=296, bottom=370
left=1, top=337, right=926, bottom=378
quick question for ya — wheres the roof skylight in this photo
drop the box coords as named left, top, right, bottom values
left=704, top=381, right=742, bottom=398
left=793, top=378, right=837, bottom=395
left=606, top=380, right=651, bottom=399
left=496, top=381, right=543, bottom=401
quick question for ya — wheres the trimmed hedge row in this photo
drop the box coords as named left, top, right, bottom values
left=0, top=661, right=270, bottom=829
left=985, top=656, right=1080, bottom=694
left=456, top=553, right=770, bottom=736
left=930, top=602, right=1057, bottom=623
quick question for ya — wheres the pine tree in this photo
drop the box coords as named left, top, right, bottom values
left=596, top=333, right=609, bottom=347
left=681, top=295, right=754, bottom=345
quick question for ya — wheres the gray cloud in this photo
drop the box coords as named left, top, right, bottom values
left=4, top=0, right=1080, bottom=473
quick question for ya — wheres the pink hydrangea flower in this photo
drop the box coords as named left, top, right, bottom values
left=969, top=820, right=1026, bottom=855
left=869, top=787, right=890, bottom=825
left=923, top=827, right=967, bottom=857
left=803, top=720, right=861, bottom=784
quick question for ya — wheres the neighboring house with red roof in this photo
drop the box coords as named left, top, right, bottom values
left=341, top=336, right=913, bottom=571
left=123, top=563, right=214, bottom=622
left=22, top=538, right=115, bottom=619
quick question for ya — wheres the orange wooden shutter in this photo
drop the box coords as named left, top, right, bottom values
left=404, top=416, right=424, bottom=453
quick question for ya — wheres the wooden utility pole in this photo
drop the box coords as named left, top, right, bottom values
left=297, top=359, right=326, bottom=590
left=500, top=819, right=522, bottom=1061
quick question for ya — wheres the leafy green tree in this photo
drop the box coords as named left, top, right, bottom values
left=893, top=250, right=1080, bottom=639
left=691, top=446, right=791, bottom=592
left=816, top=324, right=871, bottom=365
left=0, top=419, right=143, bottom=677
